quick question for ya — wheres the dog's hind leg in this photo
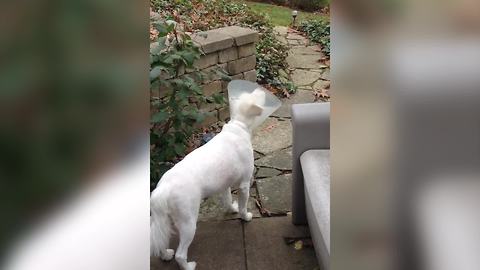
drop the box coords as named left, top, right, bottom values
left=174, top=219, right=197, bottom=270
left=172, top=199, right=199, bottom=270
left=221, top=187, right=239, bottom=213
left=238, top=184, right=253, bottom=222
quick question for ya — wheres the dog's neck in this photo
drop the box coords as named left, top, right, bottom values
left=224, top=119, right=252, bottom=138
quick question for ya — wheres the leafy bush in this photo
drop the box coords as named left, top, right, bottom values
left=150, top=17, right=226, bottom=186
left=151, top=0, right=294, bottom=95
left=290, top=0, right=329, bottom=11
left=298, top=18, right=330, bottom=56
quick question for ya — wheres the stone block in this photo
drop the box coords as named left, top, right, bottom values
left=218, top=47, right=238, bottom=63
left=202, top=63, right=227, bottom=83
left=215, top=26, right=259, bottom=46
left=218, top=106, right=231, bottom=122
left=227, top=55, right=256, bottom=75
left=231, top=73, right=244, bottom=80
left=230, top=73, right=244, bottom=81
left=199, top=101, right=219, bottom=111
left=194, top=52, right=219, bottom=69
left=243, top=69, right=257, bottom=82
left=202, top=80, right=222, bottom=96
left=221, top=80, right=228, bottom=91
left=237, top=43, right=256, bottom=58
left=190, top=31, right=234, bottom=54
left=221, top=73, right=242, bottom=92
left=195, top=110, right=218, bottom=129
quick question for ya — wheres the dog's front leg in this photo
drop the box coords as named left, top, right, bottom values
left=238, top=183, right=253, bottom=221
left=221, top=187, right=239, bottom=213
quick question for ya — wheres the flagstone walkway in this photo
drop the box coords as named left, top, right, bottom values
left=151, top=26, right=329, bottom=270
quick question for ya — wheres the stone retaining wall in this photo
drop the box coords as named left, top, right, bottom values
left=156, top=26, right=259, bottom=128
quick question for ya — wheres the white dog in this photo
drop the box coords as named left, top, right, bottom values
left=151, top=88, right=268, bottom=270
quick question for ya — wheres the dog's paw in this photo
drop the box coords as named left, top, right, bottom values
left=230, top=201, right=239, bottom=213
left=186, top=261, right=197, bottom=270
left=241, top=212, right=253, bottom=222
left=161, top=249, right=175, bottom=261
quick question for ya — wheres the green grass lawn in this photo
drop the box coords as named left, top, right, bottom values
left=244, top=1, right=323, bottom=26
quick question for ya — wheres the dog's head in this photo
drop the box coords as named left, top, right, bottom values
left=233, top=88, right=266, bottom=127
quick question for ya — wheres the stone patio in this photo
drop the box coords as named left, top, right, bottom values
left=151, top=25, right=329, bottom=270
left=151, top=216, right=319, bottom=270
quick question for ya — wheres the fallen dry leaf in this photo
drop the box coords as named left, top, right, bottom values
left=261, top=124, right=277, bottom=132
left=294, top=240, right=303, bottom=250
left=313, top=88, right=330, bottom=102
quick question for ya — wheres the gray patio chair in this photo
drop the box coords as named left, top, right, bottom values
left=291, top=102, right=330, bottom=270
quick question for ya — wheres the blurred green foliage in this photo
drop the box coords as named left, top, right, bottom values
left=0, top=0, right=147, bottom=252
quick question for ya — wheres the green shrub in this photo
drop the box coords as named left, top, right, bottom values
left=151, top=0, right=294, bottom=95
left=271, top=0, right=288, bottom=5
left=298, top=18, right=330, bottom=56
left=149, top=18, right=226, bottom=186
left=290, top=0, right=328, bottom=11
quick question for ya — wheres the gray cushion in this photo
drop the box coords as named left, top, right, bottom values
left=301, top=149, right=330, bottom=269
left=292, top=103, right=330, bottom=225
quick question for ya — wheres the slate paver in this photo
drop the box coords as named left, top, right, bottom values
left=287, top=54, right=327, bottom=69
left=244, top=216, right=318, bottom=270
left=256, top=147, right=292, bottom=171
left=313, top=79, right=330, bottom=90
left=256, top=167, right=281, bottom=178
left=152, top=220, right=246, bottom=270
left=199, top=189, right=261, bottom=222
left=252, top=118, right=292, bottom=154
left=290, top=45, right=324, bottom=55
left=272, top=89, right=315, bottom=118
left=291, top=69, right=323, bottom=86
left=257, top=174, right=292, bottom=213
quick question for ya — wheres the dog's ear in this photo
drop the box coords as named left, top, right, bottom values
left=246, top=103, right=263, bottom=116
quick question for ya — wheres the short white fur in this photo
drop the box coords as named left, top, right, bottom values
left=151, top=89, right=266, bottom=270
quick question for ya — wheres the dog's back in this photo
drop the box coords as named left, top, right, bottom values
left=158, top=121, right=254, bottom=199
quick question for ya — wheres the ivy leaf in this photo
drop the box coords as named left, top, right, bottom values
left=149, top=66, right=163, bottom=82
left=195, top=113, right=205, bottom=123
left=180, top=51, right=197, bottom=66
left=173, top=143, right=186, bottom=156
left=212, top=93, right=225, bottom=104
left=152, top=111, right=169, bottom=123
left=150, top=42, right=162, bottom=55
left=164, top=54, right=183, bottom=64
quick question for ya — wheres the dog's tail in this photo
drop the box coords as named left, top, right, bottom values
left=150, top=187, right=172, bottom=257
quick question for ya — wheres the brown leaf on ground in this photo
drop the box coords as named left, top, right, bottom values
left=313, top=88, right=330, bottom=102
left=261, top=124, right=277, bottom=132
left=254, top=198, right=271, bottom=216
left=319, top=56, right=330, bottom=66
left=283, top=237, right=314, bottom=250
